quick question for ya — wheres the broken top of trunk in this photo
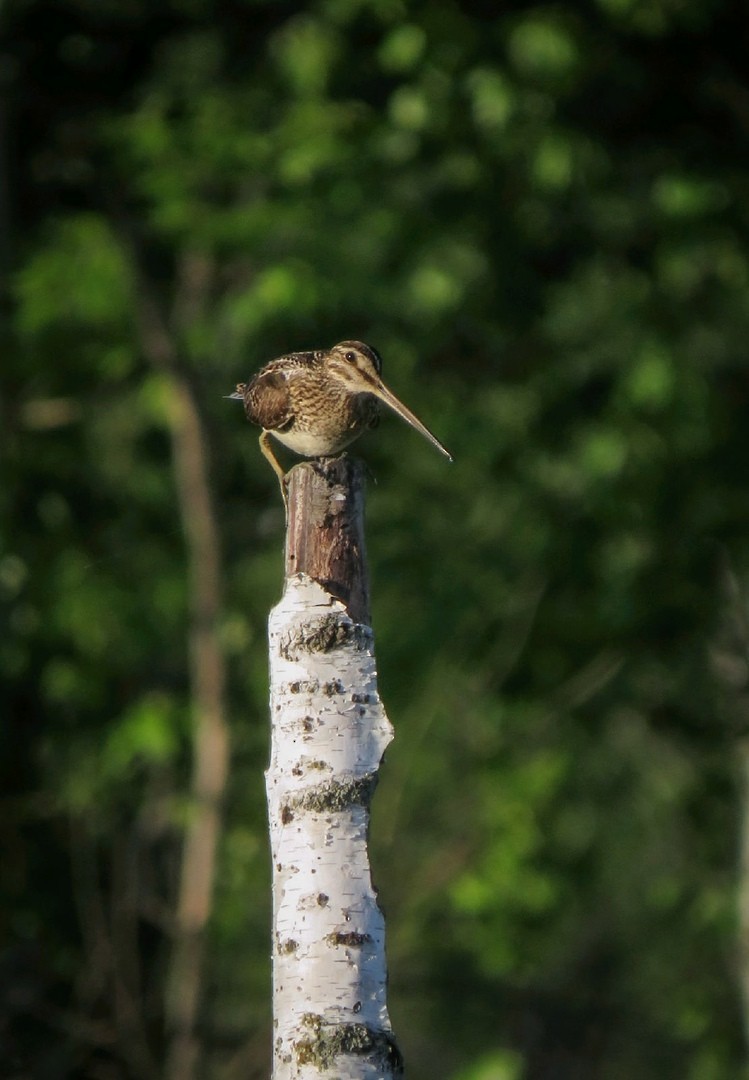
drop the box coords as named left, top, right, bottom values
left=285, top=456, right=370, bottom=625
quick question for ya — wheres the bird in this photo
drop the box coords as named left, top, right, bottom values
left=228, top=340, right=452, bottom=496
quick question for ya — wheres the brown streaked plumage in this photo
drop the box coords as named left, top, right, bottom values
left=228, top=340, right=452, bottom=498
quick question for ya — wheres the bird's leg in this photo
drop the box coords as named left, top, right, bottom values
left=259, top=430, right=289, bottom=509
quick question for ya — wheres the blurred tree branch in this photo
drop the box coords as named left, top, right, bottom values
left=132, top=246, right=229, bottom=1080
left=712, top=552, right=749, bottom=1051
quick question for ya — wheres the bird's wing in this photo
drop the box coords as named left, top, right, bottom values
left=244, top=368, right=293, bottom=431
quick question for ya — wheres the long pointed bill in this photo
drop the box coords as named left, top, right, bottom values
left=225, top=390, right=244, bottom=400
left=372, top=381, right=453, bottom=462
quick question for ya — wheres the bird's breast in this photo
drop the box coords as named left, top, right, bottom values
left=269, top=389, right=379, bottom=457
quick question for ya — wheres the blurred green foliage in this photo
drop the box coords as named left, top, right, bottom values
left=3, top=0, right=749, bottom=1077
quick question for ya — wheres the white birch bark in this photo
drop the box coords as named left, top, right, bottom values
left=266, top=573, right=402, bottom=1079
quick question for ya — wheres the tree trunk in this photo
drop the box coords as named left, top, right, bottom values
left=266, top=457, right=403, bottom=1079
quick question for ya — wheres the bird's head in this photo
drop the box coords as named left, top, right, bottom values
left=327, top=340, right=452, bottom=462
left=327, top=341, right=384, bottom=390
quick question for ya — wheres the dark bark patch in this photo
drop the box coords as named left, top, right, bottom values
left=290, top=772, right=378, bottom=813
left=288, top=679, right=319, bottom=694
left=279, top=615, right=371, bottom=661
left=325, top=931, right=373, bottom=947
left=295, top=1015, right=403, bottom=1075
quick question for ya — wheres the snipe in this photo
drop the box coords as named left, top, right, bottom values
left=228, top=340, right=452, bottom=496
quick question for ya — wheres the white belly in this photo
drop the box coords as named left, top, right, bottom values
left=269, top=427, right=360, bottom=458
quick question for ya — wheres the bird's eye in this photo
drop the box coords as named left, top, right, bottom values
left=345, top=351, right=357, bottom=363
